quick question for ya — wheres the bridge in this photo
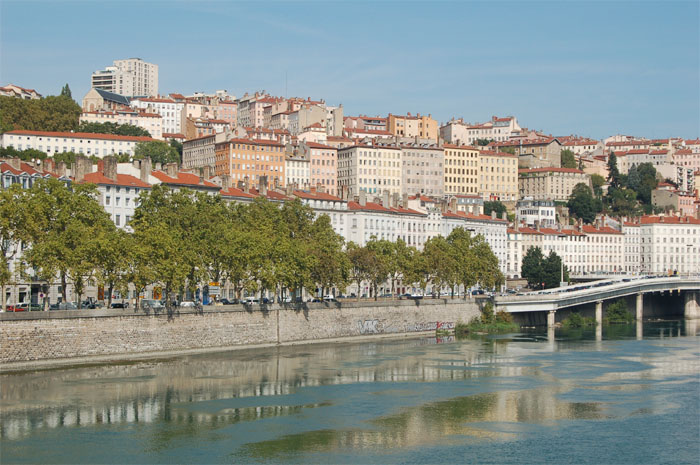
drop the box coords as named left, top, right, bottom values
left=494, top=276, right=700, bottom=327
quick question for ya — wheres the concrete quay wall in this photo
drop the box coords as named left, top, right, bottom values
left=0, top=299, right=480, bottom=370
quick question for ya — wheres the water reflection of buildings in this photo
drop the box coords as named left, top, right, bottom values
left=1, top=330, right=697, bottom=445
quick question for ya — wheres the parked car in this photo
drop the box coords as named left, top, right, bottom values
left=323, top=295, right=336, bottom=302
left=18, top=303, right=43, bottom=311
left=140, top=299, right=164, bottom=311
left=409, top=293, right=423, bottom=300
left=244, top=297, right=259, bottom=304
left=110, top=302, right=129, bottom=309
left=179, top=301, right=196, bottom=308
left=50, top=302, right=78, bottom=310
left=6, top=304, right=24, bottom=312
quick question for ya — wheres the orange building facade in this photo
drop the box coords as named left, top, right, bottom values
left=215, top=138, right=286, bottom=186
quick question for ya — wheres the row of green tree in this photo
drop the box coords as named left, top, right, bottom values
left=0, top=179, right=504, bottom=310
left=567, top=155, right=660, bottom=223
left=521, top=246, right=569, bottom=289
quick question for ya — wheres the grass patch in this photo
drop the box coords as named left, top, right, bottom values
left=455, top=302, right=520, bottom=335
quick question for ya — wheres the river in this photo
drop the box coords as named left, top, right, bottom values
left=1, top=320, right=698, bottom=464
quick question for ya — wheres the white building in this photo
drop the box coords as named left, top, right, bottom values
left=639, top=215, right=700, bottom=275
left=1, top=130, right=155, bottom=158
left=130, top=97, right=184, bottom=135
left=80, top=109, right=163, bottom=140
left=516, top=198, right=557, bottom=228
left=440, top=116, right=522, bottom=145
left=91, top=58, right=158, bottom=97
left=285, top=151, right=310, bottom=188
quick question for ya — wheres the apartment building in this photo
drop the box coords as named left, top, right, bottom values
left=337, top=143, right=402, bottom=197
left=516, top=198, right=557, bottom=228
left=285, top=149, right=310, bottom=188
left=440, top=116, right=521, bottom=145
left=478, top=149, right=519, bottom=202
left=491, top=137, right=563, bottom=169
left=214, top=138, right=286, bottom=187
left=443, top=144, right=480, bottom=195
left=387, top=113, right=438, bottom=141
left=0, top=84, right=41, bottom=99
left=639, top=215, right=700, bottom=275
left=518, top=167, right=590, bottom=202
left=91, top=58, right=158, bottom=97
left=130, top=97, right=184, bottom=135
left=80, top=108, right=163, bottom=140
left=182, top=133, right=228, bottom=170
left=1, top=130, right=154, bottom=157
left=301, top=141, right=338, bottom=196
left=400, top=143, right=444, bottom=197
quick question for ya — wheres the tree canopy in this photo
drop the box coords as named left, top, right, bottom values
left=134, top=140, right=180, bottom=165
left=78, top=121, right=151, bottom=137
left=521, top=247, right=568, bottom=290
left=484, top=200, right=507, bottom=218
left=560, top=149, right=577, bottom=169
left=0, top=95, right=81, bottom=133
left=567, top=183, right=602, bottom=224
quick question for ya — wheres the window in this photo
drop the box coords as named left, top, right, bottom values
left=105, top=195, right=111, bottom=205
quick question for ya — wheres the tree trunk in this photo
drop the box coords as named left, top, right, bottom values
left=1, top=285, right=5, bottom=311
left=107, top=283, right=114, bottom=307
left=60, top=272, right=67, bottom=302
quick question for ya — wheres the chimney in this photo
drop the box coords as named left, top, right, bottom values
left=310, top=185, right=317, bottom=194
left=133, top=159, right=140, bottom=170
left=392, top=192, right=399, bottom=209
left=165, top=162, right=178, bottom=177
left=382, top=190, right=390, bottom=207
left=501, top=212, right=507, bottom=220
left=341, top=185, right=349, bottom=201
left=221, top=174, right=231, bottom=189
left=243, top=176, right=250, bottom=193
left=73, top=155, right=90, bottom=183
left=259, top=175, right=268, bottom=196
left=534, top=219, right=540, bottom=231
left=286, top=183, right=294, bottom=196
left=402, top=193, right=408, bottom=208
left=56, top=161, right=67, bottom=178
left=155, top=162, right=162, bottom=171
left=43, top=158, right=55, bottom=174
left=317, top=183, right=325, bottom=193
left=359, top=190, right=367, bottom=206
left=449, top=197, right=457, bottom=212
left=491, top=211, right=497, bottom=220
left=140, top=157, right=152, bottom=183
left=202, top=165, right=211, bottom=179
left=8, top=158, right=21, bottom=170
left=103, top=156, right=117, bottom=181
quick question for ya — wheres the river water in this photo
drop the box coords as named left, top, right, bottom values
left=1, top=320, right=699, bottom=464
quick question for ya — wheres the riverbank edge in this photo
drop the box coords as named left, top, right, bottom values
left=1, top=299, right=482, bottom=373
left=0, top=330, right=437, bottom=374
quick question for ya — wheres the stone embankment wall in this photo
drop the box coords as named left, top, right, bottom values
left=0, top=299, right=480, bottom=369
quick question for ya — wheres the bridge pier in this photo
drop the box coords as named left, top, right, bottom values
left=636, top=293, right=643, bottom=321
left=684, top=291, right=699, bottom=320
left=595, top=300, right=603, bottom=325
left=547, top=310, right=556, bottom=328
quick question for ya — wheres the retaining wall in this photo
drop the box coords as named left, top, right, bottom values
left=0, top=299, right=480, bottom=369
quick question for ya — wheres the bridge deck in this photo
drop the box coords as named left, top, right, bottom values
left=494, top=277, right=700, bottom=313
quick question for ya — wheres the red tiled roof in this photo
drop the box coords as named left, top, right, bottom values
left=519, top=167, right=585, bottom=174
left=0, top=161, right=49, bottom=177
left=347, top=201, right=424, bottom=216
left=442, top=210, right=507, bottom=223
left=82, top=172, right=150, bottom=188
left=304, top=142, right=337, bottom=150
left=292, top=190, right=342, bottom=201
left=674, top=149, right=693, bottom=155
left=639, top=215, right=700, bottom=225
left=163, top=133, right=185, bottom=139
left=581, top=225, right=622, bottom=234
left=489, top=137, right=557, bottom=147
left=4, top=130, right=154, bottom=142
left=479, top=149, right=517, bottom=157
left=151, top=170, right=220, bottom=188
left=443, top=144, right=479, bottom=150
left=135, top=97, right=176, bottom=104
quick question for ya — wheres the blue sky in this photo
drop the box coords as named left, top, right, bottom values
left=1, top=0, right=698, bottom=139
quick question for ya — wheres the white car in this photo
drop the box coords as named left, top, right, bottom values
left=179, top=301, right=196, bottom=308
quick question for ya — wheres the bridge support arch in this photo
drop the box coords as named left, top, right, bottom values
left=685, top=291, right=699, bottom=320
left=547, top=310, right=556, bottom=328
